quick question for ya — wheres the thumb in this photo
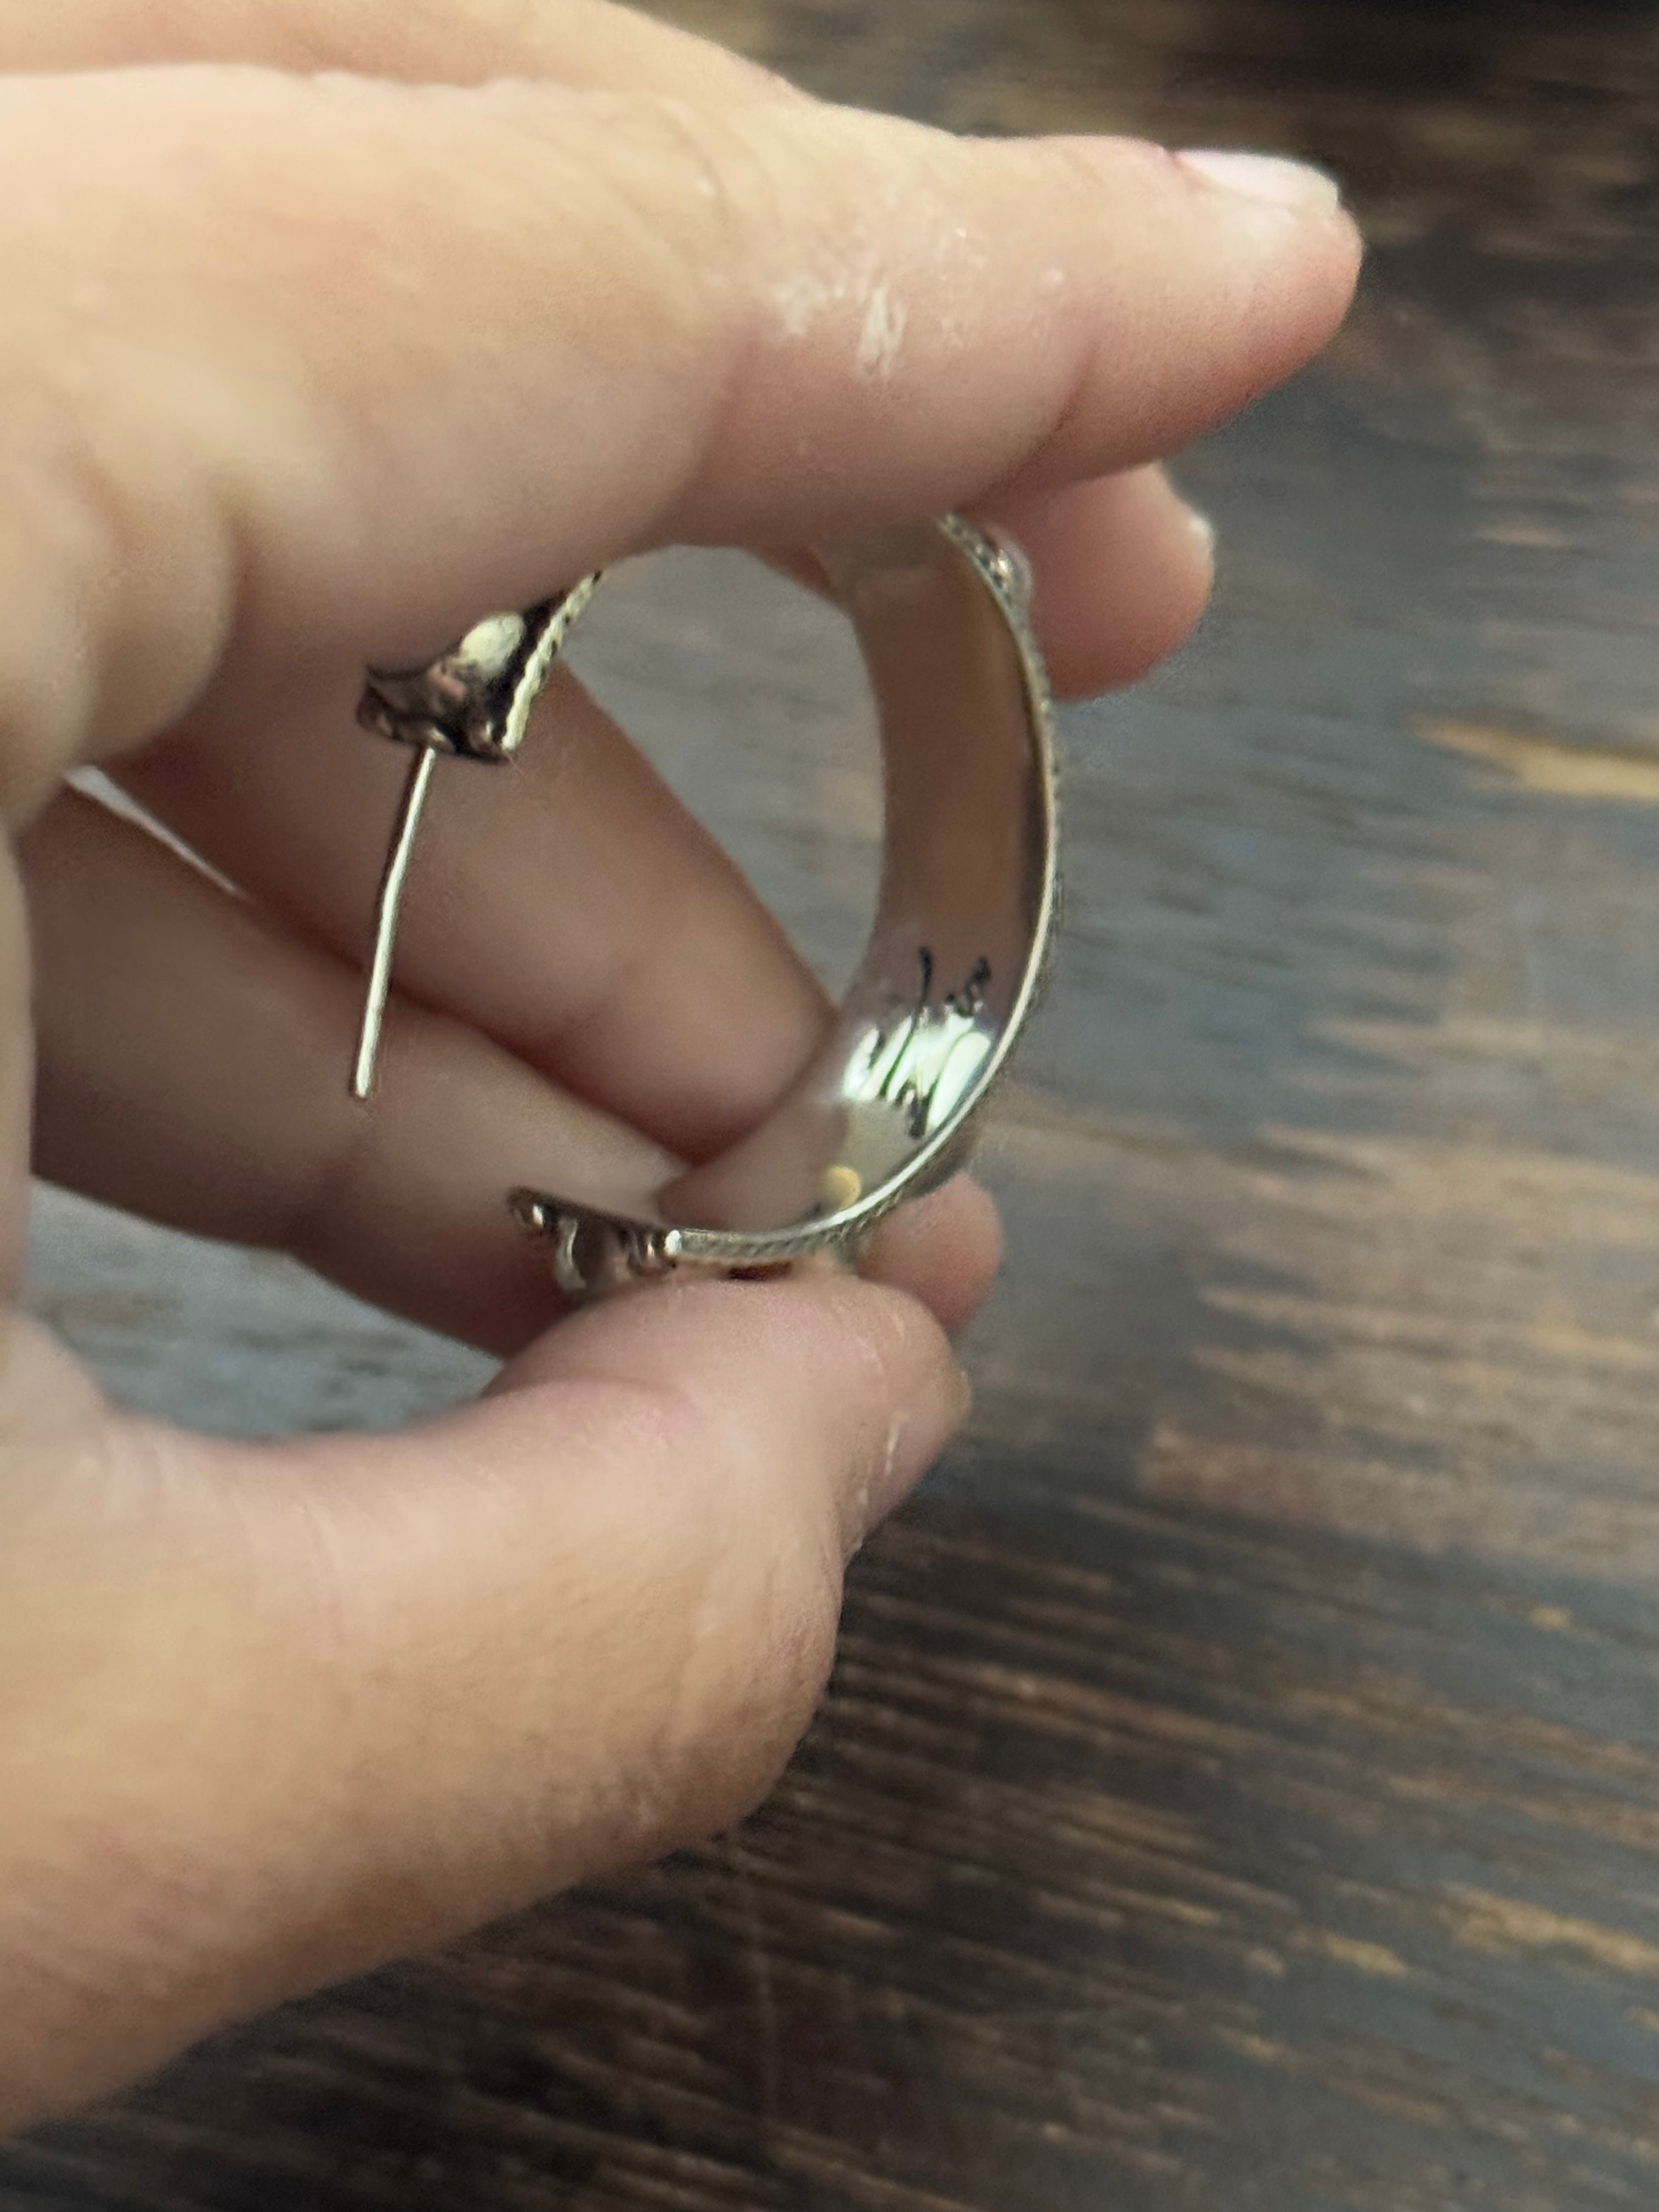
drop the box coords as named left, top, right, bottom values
left=0, top=1275, right=964, bottom=2125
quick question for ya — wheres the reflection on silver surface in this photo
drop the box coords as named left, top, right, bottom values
left=510, top=517, right=1059, bottom=1296
left=852, top=951, right=995, bottom=1148
left=352, top=517, right=1057, bottom=1297
left=350, top=580, right=601, bottom=1098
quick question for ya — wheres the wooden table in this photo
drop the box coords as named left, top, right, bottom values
left=8, top=2, right=1659, bottom=2205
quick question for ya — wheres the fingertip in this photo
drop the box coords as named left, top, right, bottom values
left=862, top=1173, right=1003, bottom=1337
left=983, top=465, right=1216, bottom=699
left=814, top=1271, right=972, bottom=1540
left=1164, top=139, right=1364, bottom=346
left=493, top=1266, right=967, bottom=1543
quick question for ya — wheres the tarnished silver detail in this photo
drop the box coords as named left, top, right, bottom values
left=509, top=1196, right=682, bottom=1302
left=353, top=517, right=1059, bottom=1301
left=851, top=950, right=995, bottom=1144
left=358, top=578, right=601, bottom=762
left=349, top=575, right=600, bottom=1096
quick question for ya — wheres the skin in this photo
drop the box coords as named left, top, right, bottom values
left=0, top=0, right=1361, bottom=2129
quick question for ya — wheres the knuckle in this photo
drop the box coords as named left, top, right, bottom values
left=565, top=92, right=781, bottom=247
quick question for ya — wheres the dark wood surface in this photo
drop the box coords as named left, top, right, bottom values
left=10, top=2, right=1659, bottom=2206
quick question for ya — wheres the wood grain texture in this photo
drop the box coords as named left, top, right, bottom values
left=9, top=2, right=1659, bottom=2207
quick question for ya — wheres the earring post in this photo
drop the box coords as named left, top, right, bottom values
left=351, top=742, right=438, bottom=1101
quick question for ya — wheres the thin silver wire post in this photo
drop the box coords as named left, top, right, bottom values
left=351, top=743, right=438, bottom=1101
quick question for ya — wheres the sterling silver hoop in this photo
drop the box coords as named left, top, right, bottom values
left=353, top=517, right=1059, bottom=1301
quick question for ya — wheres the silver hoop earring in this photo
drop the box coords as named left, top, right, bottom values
left=352, top=518, right=1059, bottom=1302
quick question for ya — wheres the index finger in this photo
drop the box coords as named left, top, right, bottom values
left=0, top=0, right=801, bottom=97
left=0, top=70, right=1358, bottom=816
left=0, top=0, right=1211, bottom=707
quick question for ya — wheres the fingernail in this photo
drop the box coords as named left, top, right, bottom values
left=856, top=1360, right=972, bottom=1548
left=1184, top=503, right=1216, bottom=560
left=1177, top=149, right=1342, bottom=212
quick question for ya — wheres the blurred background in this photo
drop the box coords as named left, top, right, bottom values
left=11, top=3, right=1659, bottom=2208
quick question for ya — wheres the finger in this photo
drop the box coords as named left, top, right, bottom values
left=22, top=786, right=665, bottom=1352
left=0, top=72, right=1359, bottom=817
left=980, top=464, right=1217, bottom=699
left=0, top=1271, right=966, bottom=2124
left=3, top=3, right=1192, bottom=707
left=21, top=789, right=1001, bottom=1347
left=117, top=662, right=831, bottom=1165
left=861, top=1176, right=1003, bottom=1338
left=0, top=0, right=800, bottom=97
left=764, top=458, right=1216, bottom=701
left=116, top=459, right=1213, bottom=1152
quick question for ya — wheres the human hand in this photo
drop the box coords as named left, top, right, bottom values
left=0, top=0, right=1359, bottom=2126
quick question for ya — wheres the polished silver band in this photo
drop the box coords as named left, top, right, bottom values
left=356, top=517, right=1058, bottom=1301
